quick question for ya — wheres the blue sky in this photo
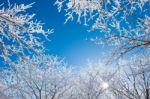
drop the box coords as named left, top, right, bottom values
left=1, top=0, right=105, bottom=66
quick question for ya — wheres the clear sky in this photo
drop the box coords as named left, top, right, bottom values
left=1, top=0, right=105, bottom=66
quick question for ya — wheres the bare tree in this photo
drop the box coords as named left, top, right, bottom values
left=0, top=1, right=52, bottom=65
left=0, top=55, right=73, bottom=99
left=111, top=54, right=150, bottom=99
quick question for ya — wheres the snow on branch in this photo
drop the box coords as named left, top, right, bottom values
left=55, top=0, right=150, bottom=55
left=0, top=2, right=53, bottom=65
left=0, top=55, right=73, bottom=99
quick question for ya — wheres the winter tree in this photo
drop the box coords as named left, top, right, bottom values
left=0, top=55, right=73, bottom=99
left=0, top=1, right=52, bottom=65
left=55, top=0, right=150, bottom=56
left=111, top=54, right=150, bottom=99
left=68, top=61, right=116, bottom=99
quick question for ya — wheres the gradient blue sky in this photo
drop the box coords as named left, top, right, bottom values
left=1, top=0, right=105, bottom=66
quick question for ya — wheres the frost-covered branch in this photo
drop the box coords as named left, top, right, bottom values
left=68, top=61, right=117, bottom=99
left=55, top=0, right=150, bottom=55
left=0, top=55, right=73, bottom=99
left=0, top=2, right=53, bottom=65
left=111, top=54, right=150, bottom=99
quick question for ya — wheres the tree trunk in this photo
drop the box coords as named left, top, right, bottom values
left=146, top=88, right=149, bottom=99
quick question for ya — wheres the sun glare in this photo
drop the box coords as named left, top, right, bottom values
left=102, top=82, right=109, bottom=89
